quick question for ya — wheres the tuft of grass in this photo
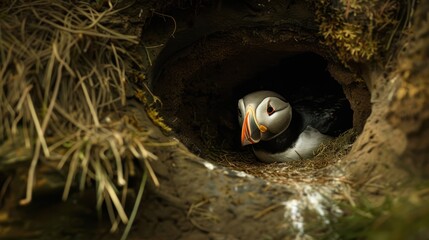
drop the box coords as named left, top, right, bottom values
left=0, top=0, right=158, bottom=233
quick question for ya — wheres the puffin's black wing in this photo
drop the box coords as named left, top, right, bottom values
left=292, top=95, right=353, bottom=137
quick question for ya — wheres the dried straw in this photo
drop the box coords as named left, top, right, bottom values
left=0, top=0, right=156, bottom=232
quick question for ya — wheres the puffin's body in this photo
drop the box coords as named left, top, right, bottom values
left=238, top=90, right=352, bottom=163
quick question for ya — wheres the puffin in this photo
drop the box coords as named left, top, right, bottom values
left=238, top=90, right=352, bottom=163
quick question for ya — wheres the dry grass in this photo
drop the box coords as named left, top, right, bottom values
left=0, top=0, right=156, bottom=234
left=209, top=129, right=357, bottom=184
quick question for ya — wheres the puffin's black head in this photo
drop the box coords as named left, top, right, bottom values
left=238, top=90, right=292, bottom=146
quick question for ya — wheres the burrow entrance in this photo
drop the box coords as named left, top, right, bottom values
left=151, top=29, right=372, bottom=182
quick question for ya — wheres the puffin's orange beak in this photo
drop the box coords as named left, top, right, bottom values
left=241, top=109, right=262, bottom=146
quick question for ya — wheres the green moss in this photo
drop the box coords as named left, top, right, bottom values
left=313, top=0, right=406, bottom=66
left=328, top=183, right=429, bottom=240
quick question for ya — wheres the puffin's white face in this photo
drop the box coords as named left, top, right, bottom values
left=238, top=90, right=292, bottom=146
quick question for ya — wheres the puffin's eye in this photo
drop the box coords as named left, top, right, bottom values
left=238, top=108, right=242, bottom=118
left=267, top=103, right=275, bottom=115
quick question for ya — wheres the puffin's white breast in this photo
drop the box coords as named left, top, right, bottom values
left=253, top=126, right=332, bottom=163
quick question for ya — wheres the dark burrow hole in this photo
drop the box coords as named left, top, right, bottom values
left=151, top=42, right=370, bottom=174
left=140, top=0, right=372, bottom=180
